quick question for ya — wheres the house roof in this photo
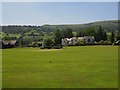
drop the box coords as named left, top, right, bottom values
left=78, top=36, right=94, bottom=39
left=78, top=37, right=85, bottom=39
left=72, top=37, right=77, bottom=39
left=2, top=41, right=10, bottom=45
left=10, top=40, right=17, bottom=45
left=66, top=38, right=72, bottom=41
left=2, top=40, right=17, bottom=45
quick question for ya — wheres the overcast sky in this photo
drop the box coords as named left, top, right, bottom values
left=1, top=1, right=119, bottom=25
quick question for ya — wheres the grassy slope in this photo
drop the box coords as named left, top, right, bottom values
left=2, top=46, right=118, bottom=88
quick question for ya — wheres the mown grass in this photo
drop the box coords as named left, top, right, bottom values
left=2, top=46, right=118, bottom=88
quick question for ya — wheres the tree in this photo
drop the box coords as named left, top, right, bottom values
left=110, top=32, right=115, bottom=43
left=116, top=31, right=120, bottom=41
left=54, top=27, right=62, bottom=45
left=103, top=32, right=107, bottom=41
left=76, top=27, right=96, bottom=37
left=43, top=38, right=54, bottom=48
left=5, top=33, right=10, bottom=40
left=85, top=27, right=96, bottom=36
left=60, top=30, right=67, bottom=38
left=95, top=26, right=105, bottom=42
left=2, top=36, right=7, bottom=40
left=76, top=30, right=85, bottom=37
left=66, top=28, right=73, bottom=38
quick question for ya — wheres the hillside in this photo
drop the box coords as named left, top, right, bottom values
left=1, top=20, right=119, bottom=34
left=42, top=20, right=119, bottom=32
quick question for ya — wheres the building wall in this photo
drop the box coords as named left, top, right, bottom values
left=62, top=36, right=95, bottom=46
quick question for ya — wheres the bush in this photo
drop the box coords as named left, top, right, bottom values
left=114, top=40, right=120, bottom=45
left=40, top=46, right=51, bottom=49
left=76, top=41, right=85, bottom=46
left=97, top=40, right=112, bottom=45
left=40, top=46, right=45, bottom=49
left=103, top=41, right=112, bottom=45
left=53, top=45, right=63, bottom=49
left=37, top=42, right=42, bottom=47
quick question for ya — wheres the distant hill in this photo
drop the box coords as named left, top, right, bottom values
left=1, top=20, right=119, bottom=34
left=41, top=20, right=119, bottom=32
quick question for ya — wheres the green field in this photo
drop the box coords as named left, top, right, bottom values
left=2, top=46, right=118, bottom=88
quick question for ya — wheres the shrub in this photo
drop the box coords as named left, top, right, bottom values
left=114, top=40, right=120, bottom=45
left=53, top=44, right=63, bottom=49
left=40, top=46, right=45, bottom=49
left=97, top=40, right=112, bottom=45
left=37, top=42, right=42, bottom=47
left=76, top=41, right=85, bottom=46
left=103, top=41, right=112, bottom=45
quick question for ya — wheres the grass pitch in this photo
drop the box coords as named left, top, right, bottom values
left=2, top=46, right=118, bottom=88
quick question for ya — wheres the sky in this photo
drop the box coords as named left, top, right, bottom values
left=1, top=1, right=119, bottom=25
left=1, top=0, right=120, bottom=2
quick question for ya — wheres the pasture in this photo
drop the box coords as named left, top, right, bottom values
left=2, top=46, right=118, bottom=88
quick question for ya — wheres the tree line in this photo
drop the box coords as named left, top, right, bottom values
left=54, top=26, right=120, bottom=45
left=1, top=25, right=120, bottom=48
left=1, top=20, right=119, bottom=34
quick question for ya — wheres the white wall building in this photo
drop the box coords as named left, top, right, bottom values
left=77, top=36, right=95, bottom=44
left=62, top=37, right=77, bottom=46
left=62, top=36, right=95, bottom=46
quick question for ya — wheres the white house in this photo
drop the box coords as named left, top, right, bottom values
left=61, top=38, right=68, bottom=46
left=61, top=36, right=95, bottom=46
left=62, top=37, right=77, bottom=46
left=77, top=36, right=95, bottom=44
left=72, top=37, right=78, bottom=45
